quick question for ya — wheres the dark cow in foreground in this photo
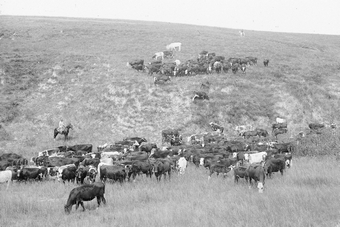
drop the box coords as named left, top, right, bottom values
left=263, top=59, right=269, bottom=67
left=192, top=91, right=209, bottom=101
left=64, top=182, right=106, bottom=214
left=208, top=163, right=233, bottom=180
left=61, top=165, right=77, bottom=183
left=246, top=164, right=265, bottom=193
left=209, top=122, right=224, bottom=133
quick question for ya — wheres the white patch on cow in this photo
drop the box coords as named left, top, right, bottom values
left=0, top=170, right=12, bottom=190
left=177, top=157, right=188, bottom=175
left=232, top=152, right=237, bottom=158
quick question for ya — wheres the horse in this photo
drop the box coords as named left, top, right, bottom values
left=166, top=42, right=181, bottom=51
left=54, top=123, right=73, bottom=140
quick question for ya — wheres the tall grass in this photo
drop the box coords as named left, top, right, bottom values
left=1, top=157, right=340, bottom=227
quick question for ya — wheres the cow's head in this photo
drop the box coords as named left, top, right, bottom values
left=257, top=182, right=264, bottom=193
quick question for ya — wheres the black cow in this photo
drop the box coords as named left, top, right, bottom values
left=273, top=128, right=288, bottom=138
left=308, top=123, right=325, bottom=130
left=246, top=164, right=265, bottom=193
left=192, top=91, right=209, bottom=101
left=99, top=165, right=127, bottom=183
left=67, top=144, right=93, bottom=153
left=233, top=166, right=249, bottom=183
left=263, top=59, right=269, bottom=67
left=153, top=159, right=171, bottom=181
left=17, top=167, right=47, bottom=181
left=64, top=182, right=106, bottom=214
left=145, top=64, right=161, bottom=75
left=124, top=137, right=147, bottom=146
left=128, top=160, right=153, bottom=180
left=75, top=166, right=88, bottom=184
left=139, top=143, right=157, bottom=155
left=163, top=50, right=174, bottom=59
left=272, top=142, right=293, bottom=153
left=61, top=166, right=77, bottom=183
left=209, top=122, right=224, bottom=133
left=264, top=157, right=285, bottom=178
left=274, top=153, right=293, bottom=168
left=231, top=63, right=239, bottom=74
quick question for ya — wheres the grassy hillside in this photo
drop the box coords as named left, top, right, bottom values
left=1, top=16, right=340, bottom=156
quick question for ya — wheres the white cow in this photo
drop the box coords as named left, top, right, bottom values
left=0, top=170, right=12, bottom=190
left=97, top=157, right=114, bottom=178
left=152, top=52, right=164, bottom=60
left=166, top=42, right=181, bottom=51
left=244, top=152, right=267, bottom=164
left=101, top=151, right=122, bottom=159
left=276, top=117, right=286, bottom=124
left=176, top=157, right=188, bottom=175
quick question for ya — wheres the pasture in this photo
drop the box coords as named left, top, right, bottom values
left=1, top=157, right=340, bottom=227
left=1, top=15, right=340, bottom=227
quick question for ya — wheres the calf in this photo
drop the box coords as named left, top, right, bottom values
left=246, top=164, right=265, bottom=193
left=64, top=182, right=106, bottom=214
left=233, top=166, right=248, bottom=183
left=263, top=59, right=269, bottom=67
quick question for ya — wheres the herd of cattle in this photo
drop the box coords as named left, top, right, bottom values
left=126, top=42, right=271, bottom=85
left=0, top=121, right=299, bottom=213
left=0, top=118, right=334, bottom=213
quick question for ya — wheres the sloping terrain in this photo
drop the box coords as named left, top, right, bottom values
left=0, top=16, right=340, bottom=156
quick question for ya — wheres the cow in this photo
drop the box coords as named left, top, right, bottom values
left=61, top=165, right=77, bottom=183
left=145, top=64, right=161, bottom=75
left=309, top=123, right=325, bottom=130
left=162, top=128, right=181, bottom=144
left=208, top=163, right=233, bottom=180
left=80, top=158, right=100, bottom=168
left=152, top=52, right=164, bottom=60
left=209, top=122, right=224, bottom=134
left=276, top=117, right=286, bottom=124
left=99, top=165, right=127, bottom=183
left=198, top=50, right=209, bottom=58
left=166, top=42, right=181, bottom=51
left=139, top=143, right=157, bottom=155
left=245, top=57, right=257, bottom=65
left=272, top=142, right=293, bottom=153
left=233, top=166, right=248, bottom=183
left=264, top=157, right=285, bottom=178
left=273, top=128, right=288, bottom=139
left=200, top=81, right=211, bottom=90
left=17, top=166, right=48, bottom=182
left=0, top=170, right=12, bottom=189
left=153, top=159, right=171, bottom=181
left=154, top=75, right=171, bottom=85
left=244, top=152, right=267, bottom=164
left=263, top=59, right=269, bottom=67
left=176, top=157, right=188, bottom=175
left=240, top=130, right=259, bottom=139
left=246, top=164, right=265, bottom=193
left=128, top=160, right=153, bottom=181
left=192, top=91, right=209, bottom=101
left=67, top=144, right=93, bottom=153
left=256, top=128, right=269, bottom=137
left=127, top=59, right=145, bottom=71
left=75, top=166, right=89, bottom=184
left=240, top=64, right=246, bottom=73
left=64, top=182, right=106, bottom=214
left=272, top=122, right=288, bottom=131
left=235, top=125, right=253, bottom=135
left=274, top=153, right=293, bottom=168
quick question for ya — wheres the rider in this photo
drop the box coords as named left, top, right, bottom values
left=58, top=119, right=65, bottom=133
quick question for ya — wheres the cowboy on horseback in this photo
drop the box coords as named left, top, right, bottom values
left=58, top=119, right=65, bottom=133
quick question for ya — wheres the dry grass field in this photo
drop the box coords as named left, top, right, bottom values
left=1, top=16, right=340, bottom=226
